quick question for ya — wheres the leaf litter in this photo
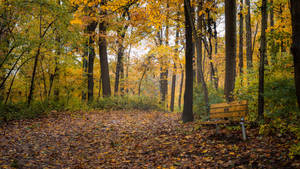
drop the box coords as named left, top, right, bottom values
left=0, top=110, right=299, bottom=168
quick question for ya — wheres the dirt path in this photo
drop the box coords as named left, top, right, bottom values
left=0, top=110, right=298, bottom=168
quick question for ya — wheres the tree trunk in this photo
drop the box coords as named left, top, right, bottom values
left=28, top=45, right=41, bottom=105
left=224, top=0, right=237, bottom=102
left=170, top=13, right=180, bottom=112
left=269, top=0, right=277, bottom=64
left=138, top=67, right=147, bottom=96
left=99, top=3, right=111, bottom=97
left=239, top=0, right=244, bottom=76
left=185, top=0, right=210, bottom=114
left=258, top=0, right=268, bottom=121
left=114, top=25, right=128, bottom=96
left=196, top=0, right=203, bottom=85
left=245, top=0, right=252, bottom=70
left=182, top=0, right=194, bottom=122
left=87, top=21, right=97, bottom=102
left=82, top=45, right=88, bottom=101
left=290, top=0, right=300, bottom=108
left=170, top=64, right=176, bottom=112
left=178, top=64, right=184, bottom=110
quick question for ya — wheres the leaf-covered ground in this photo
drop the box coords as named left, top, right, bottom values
left=0, top=110, right=299, bottom=168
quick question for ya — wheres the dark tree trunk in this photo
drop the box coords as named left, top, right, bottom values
left=258, top=0, right=268, bottom=121
left=28, top=45, right=41, bottom=105
left=138, top=67, right=147, bottom=96
left=182, top=0, right=194, bottom=122
left=82, top=46, right=88, bottom=101
left=269, top=0, right=277, bottom=64
left=99, top=3, right=111, bottom=97
left=239, top=0, right=244, bottom=76
left=114, top=25, right=128, bottom=96
left=178, top=64, right=184, bottom=110
left=224, top=0, right=237, bottom=102
left=114, top=42, right=123, bottom=96
left=48, top=37, right=60, bottom=99
left=196, top=0, right=203, bottom=85
left=170, top=64, right=176, bottom=112
left=290, top=0, right=300, bottom=108
left=170, top=13, right=180, bottom=112
left=245, top=0, right=252, bottom=70
left=87, top=21, right=97, bottom=102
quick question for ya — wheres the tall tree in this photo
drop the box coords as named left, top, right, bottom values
left=195, top=0, right=209, bottom=114
left=269, top=0, right=277, bottom=63
left=224, top=0, right=237, bottom=102
left=258, top=0, right=268, bottom=120
left=28, top=2, right=55, bottom=105
left=178, top=63, right=184, bottom=110
left=182, top=0, right=194, bottom=122
left=114, top=23, right=128, bottom=96
left=196, top=0, right=203, bottom=85
left=290, top=0, right=300, bottom=108
left=239, top=0, right=244, bottom=76
left=99, top=0, right=111, bottom=97
left=245, top=0, right=252, bottom=70
left=87, top=21, right=97, bottom=102
left=170, top=11, right=180, bottom=112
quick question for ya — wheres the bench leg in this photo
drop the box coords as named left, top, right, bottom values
left=241, top=121, right=246, bottom=140
left=216, top=124, right=219, bottom=134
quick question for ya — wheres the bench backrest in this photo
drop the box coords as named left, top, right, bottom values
left=209, top=100, right=248, bottom=121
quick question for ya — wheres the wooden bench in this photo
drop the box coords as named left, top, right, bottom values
left=199, top=100, right=248, bottom=140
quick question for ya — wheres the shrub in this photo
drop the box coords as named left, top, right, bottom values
left=193, top=83, right=224, bottom=120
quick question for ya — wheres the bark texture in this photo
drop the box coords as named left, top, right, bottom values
left=258, top=0, right=267, bottom=121
left=182, top=0, right=194, bottom=122
left=224, top=0, right=237, bottom=102
left=99, top=2, right=111, bottom=97
left=245, top=0, right=252, bottom=70
left=239, top=0, right=244, bottom=76
left=87, top=21, right=97, bottom=102
left=290, top=0, right=300, bottom=108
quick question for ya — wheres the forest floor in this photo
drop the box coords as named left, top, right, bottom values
left=0, top=110, right=299, bottom=168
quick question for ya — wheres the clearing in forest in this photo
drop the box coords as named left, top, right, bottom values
left=0, top=110, right=298, bottom=168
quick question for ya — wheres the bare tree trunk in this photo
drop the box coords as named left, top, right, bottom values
left=82, top=48, right=88, bottom=101
left=290, top=0, right=300, bottom=108
left=258, top=0, right=268, bottom=121
left=178, top=63, right=184, bottom=110
left=224, top=0, right=237, bottom=102
left=182, top=0, right=194, bottom=122
left=99, top=1, right=111, bottom=97
left=114, top=25, right=128, bottom=96
left=196, top=0, right=203, bottom=85
left=170, top=64, right=176, bottom=112
left=170, top=12, right=180, bottom=112
left=239, top=0, right=244, bottom=77
left=245, top=0, right=252, bottom=70
left=28, top=45, right=41, bottom=105
left=138, top=68, right=147, bottom=96
left=269, top=0, right=277, bottom=64
left=87, top=22, right=97, bottom=102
